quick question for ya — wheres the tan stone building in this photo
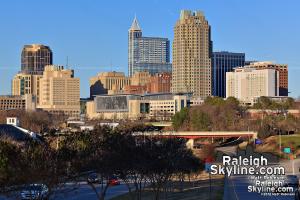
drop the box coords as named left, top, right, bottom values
left=130, top=71, right=151, bottom=86
left=171, top=10, right=212, bottom=98
left=12, top=73, right=42, bottom=104
left=37, top=65, right=80, bottom=117
left=89, top=71, right=131, bottom=97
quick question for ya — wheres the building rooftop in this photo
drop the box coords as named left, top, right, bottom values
left=0, top=124, right=32, bottom=142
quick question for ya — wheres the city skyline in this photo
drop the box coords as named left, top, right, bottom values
left=0, top=0, right=299, bottom=97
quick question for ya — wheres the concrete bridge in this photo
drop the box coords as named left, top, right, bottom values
left=132, top=131, right=257, bottom=149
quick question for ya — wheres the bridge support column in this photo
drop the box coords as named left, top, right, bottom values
left=186, top=139, right=194, bottom=149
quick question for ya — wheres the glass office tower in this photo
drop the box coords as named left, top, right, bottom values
left=128, top=17, right=171, bottom=76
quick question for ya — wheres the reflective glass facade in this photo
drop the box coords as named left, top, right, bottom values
left=128, top=17, right=171, bottom=76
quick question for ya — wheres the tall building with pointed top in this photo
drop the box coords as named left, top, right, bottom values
left=128, top=16, right=171, bottom=77
left=172, top=10, right=213, bottom=98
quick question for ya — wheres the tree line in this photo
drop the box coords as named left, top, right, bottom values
left=172, top=96, right=300, bottom=139
left=0, top=125, right=202, bottom=200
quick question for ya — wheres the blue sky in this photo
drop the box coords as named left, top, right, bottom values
left=0, top=0, right=299, bottom=98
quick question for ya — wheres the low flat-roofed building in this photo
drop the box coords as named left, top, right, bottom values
left=0, top=94, right=36, bottom=111
left=86, top=93, right=190, bottom=121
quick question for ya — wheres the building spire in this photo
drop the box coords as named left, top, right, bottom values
left=129, top=15, right=141, bottom=31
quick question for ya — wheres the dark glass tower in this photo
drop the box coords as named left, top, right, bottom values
left=213, top=51, right=245, bottom=97
left=21, top=44, right=53, bottom=74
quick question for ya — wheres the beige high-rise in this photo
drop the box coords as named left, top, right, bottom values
left=12, top=73, right=42, bottom=104
left=37, top=65, right=80, bottom=117
left=172, top=10, right=212, bottom=98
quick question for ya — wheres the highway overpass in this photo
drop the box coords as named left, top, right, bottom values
left=132, top=131, right=257, bottom=149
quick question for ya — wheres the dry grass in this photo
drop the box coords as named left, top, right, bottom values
left=111, top=177, right=224, bottom=200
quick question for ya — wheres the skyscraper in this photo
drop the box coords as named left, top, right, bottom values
left=171, top=10, right=213, bottom=98
left=128, top=17, right=171, bottom=76
left=212, top=51, right=245, bottom=97
left=21, top=44, right=53, bottom=74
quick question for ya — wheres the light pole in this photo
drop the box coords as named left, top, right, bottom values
left=292, top=158, right=295, bottom=175
left=279, top=111, right=287, bottom=155
left=279, top=129, right=282, bottom=155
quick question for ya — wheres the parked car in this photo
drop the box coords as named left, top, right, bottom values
left=108, top=176, right=120, bottom=186
left=87, top=173, right=101, bottom=184
left=20, top=184, right=48, bottom=200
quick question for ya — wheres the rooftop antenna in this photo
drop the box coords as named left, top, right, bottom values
left=66, top=56, right=69, bottom=69
left=110, top=60, right=113, bottom=72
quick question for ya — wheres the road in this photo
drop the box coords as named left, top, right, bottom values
left=224, top=175, right=296, bottom=200
left=53, top=182, right=131, bottom=200
left=223, top=159, right=300, bottom=200
left=0, top=182, right=131, bottom=200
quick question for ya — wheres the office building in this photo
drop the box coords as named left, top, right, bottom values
left=12, top=73, right=42, bottom=104
left=90, top=71, right=131, bottom=97
left=131, top=71, right=151, bottom=86
left=0, top=94, right=36, bottom=111
left=226, top=67, right=279, bottom=105
left=128, top=16, right=171, bottom=76
left=147, top=72, right=171, bottom=93
left=171, top=10, right=213, bottom=98
left=21, top=44, right=53, bottom=74
left=246, top=61, right=288, bottom=96
left=123, top=85, right=147, bottom=95
left=212, top=51, right=245, bottom=97
left=37, top=65, right=80, bottom=117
